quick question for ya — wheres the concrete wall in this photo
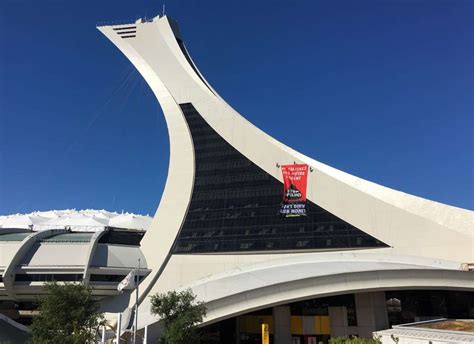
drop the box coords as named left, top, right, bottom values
left=355, top=292, right=389, bottom=338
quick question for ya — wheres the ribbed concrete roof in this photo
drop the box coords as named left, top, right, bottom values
left=0, top=209, right=152, bottom=232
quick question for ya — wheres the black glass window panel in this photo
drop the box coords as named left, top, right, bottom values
left=15, top=274, right=83, bottom=282
left=89, top=274, right=146, bottom=283
left=90, top=274, right=127, bottom=282
left=113, top=26, right=136, bottom=31
left=289, top=293, right=357, bottom=326
left=98, top=230, right=144, bottom=245
left=385, top=290, right=474, bottom=326
left=172, top=103, right=387, bottom=253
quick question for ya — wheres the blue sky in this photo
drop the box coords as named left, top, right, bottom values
left=0, top=0, right=472, bottom=215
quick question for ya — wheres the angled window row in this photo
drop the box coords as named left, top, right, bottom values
left=173, top=103, right=387, bottom=254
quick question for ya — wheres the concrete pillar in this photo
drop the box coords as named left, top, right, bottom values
left=329, top=306, right=348, bottom=338
left=355, top=292, right=388, bottom=339
left=302, top=316, right=315, bottom=335
left=273, top=306, right=291, bottom=344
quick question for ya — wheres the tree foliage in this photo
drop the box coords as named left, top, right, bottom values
left=30, top=282, right=104, bottom=344
left=150, top=288, right=207, bottom=344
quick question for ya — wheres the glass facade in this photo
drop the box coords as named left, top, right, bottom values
left=200, top=290, right=474, bottom=344
left=173, top=103, right=387, bottom=254
left=98, top=230, right=144, bottom=245
left=386, top=290, right=474, bottom=326
left=14, top=274, right=83, bottom=282
left=290, top=294, right=357, bottom=326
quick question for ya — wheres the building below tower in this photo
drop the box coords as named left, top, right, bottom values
left=198, top=290, right=474, bottom=344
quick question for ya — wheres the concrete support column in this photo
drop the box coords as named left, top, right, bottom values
left=273, top=305, right=291, bottom=344
left=329, top=306, right=348, bottom=338
left=355, top=291, right=388, bottom=338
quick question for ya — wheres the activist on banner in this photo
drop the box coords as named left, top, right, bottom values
left=279, top=164, right=309, bottom=217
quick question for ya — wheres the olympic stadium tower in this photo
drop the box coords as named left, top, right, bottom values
left=98, top=15, right=473, bottom=343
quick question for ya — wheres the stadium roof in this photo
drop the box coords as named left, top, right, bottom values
left=0, top=209, right=152, bottom=232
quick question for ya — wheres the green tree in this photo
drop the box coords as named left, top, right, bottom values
left=150, top=288, right=207, bottom=344
left=30, top=282, right=104, bottom=344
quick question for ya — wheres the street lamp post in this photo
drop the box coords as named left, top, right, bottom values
left=133, top=258, right=141, bottom=344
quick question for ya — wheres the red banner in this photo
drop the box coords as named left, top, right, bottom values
left=280, top=164, right=308, bottom=217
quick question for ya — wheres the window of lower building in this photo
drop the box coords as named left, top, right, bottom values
left=89, top=274, right=127, bottom=282
left=386, top=290, right=474, bottom=326
left=89, top=274, right=146, bottom=283
left=15, top=274, right=83, bottom=282
left=290, top=294, right=357, bottom=326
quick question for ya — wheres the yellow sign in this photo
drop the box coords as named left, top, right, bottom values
left=261, top=323, right=269, bottom=344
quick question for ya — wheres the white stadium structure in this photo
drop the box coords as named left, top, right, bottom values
left=2, top=13, right=473, bottom=344
left=0, top=210, right=151, bottom=341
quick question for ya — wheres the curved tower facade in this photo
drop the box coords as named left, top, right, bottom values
left=98, top=15, right=473, bottom=341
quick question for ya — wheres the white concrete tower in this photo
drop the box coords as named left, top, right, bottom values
left=98, top=15, right=473, bottom=339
